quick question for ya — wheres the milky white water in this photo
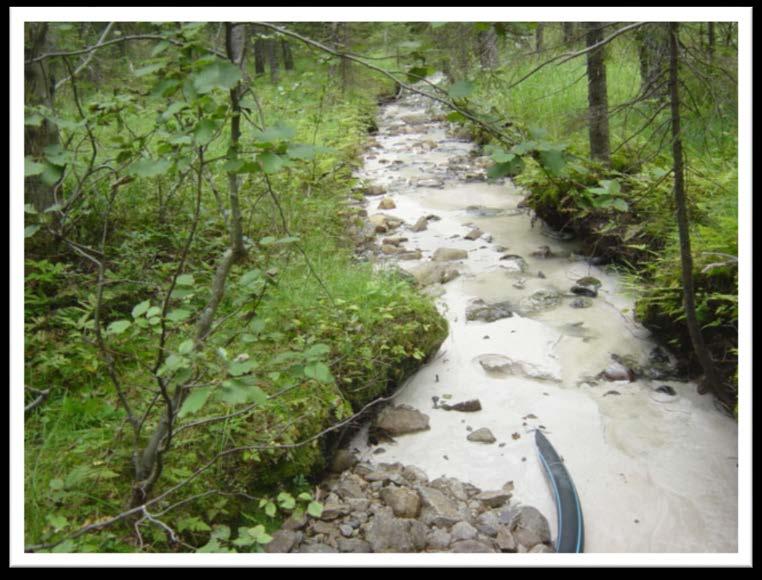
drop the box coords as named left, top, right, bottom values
left=348, top=84, right=738, bottom=553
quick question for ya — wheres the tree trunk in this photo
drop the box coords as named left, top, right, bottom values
left=478, top=27, right=498, bottom=69
left=563, top=22, right=575, bottom=45
left=266, top=38, right=279, bottom=83
left=584, top=22, right=610, bottom=164
left=535, top=23, right=544, bottom=53
left=281, top=39, right=294, bottom=70
left=667, top=22, right=727, bottom=403
left=254, top=37, right=265, bottom=75
left=636, top=23, right=669, bottom=97
left=24, top=23, right=60, bottom=212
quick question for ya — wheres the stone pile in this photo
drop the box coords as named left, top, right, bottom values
left=265, top=457, right=555, bottom=554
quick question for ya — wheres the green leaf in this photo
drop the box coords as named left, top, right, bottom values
left=24, top=225, right=40, bottom=238
left=218, top=380, right=249, bottom=405
left=134, top=63, right=164, bottom=77
left=511, top=141, right=536, bottom=155
left=25, top=156, right=45, bottom=177
left=49, top=478, right=64, bottom=491
left=286, top=143, right=331, bottom=160
left=304, top=362, right=333, bottom=383
left=406, top=65, right=432, bottom=83
left=612, top=198, right=629, bottom=212
left=446, top=111, right=467, bottom=123
left=146, top=306, right=161, bottom=318
left=178, top=516, right=212, bottom=532
left=253, top=122, right=296, bottom=144
left=193, top=118, right=219, bottom=146
left=178, top=388, right=212, bottom=417
left=178, top=339, right=194, bottom=355
left=277, top=492, right=296, bottom=510
left=129, top=158, right=172, bottom=178
left=297, top=492, right=312, bottom=501
left=490, top=149, right=515, bottom=164
left=166, top=309, right=192, bottom=323
left=176, top=273, right=195, bottom=286
left=131, top=300, right=151, bottom=318
left=193, top=60, right=242, bottom=94
left=151, top=78, right=181, bottom=98
left=264, top=501, right=277, bottom=517
left=211, top=525, right=231, bottom=541
left=486, top=156, right=524, bottom=179
left=257, top=152, right=286, bottom=174
left=228, top=359, right=257, bottom=377
left=40, top=163, right=64, bottom=186
left=150, top=40, right=170, bottom=57
left=304, top=343, right=331, bottom=359
left=448, top=80, right=474, bottom=99
left=106, top=320, right=131, bottom=335
left=538, top=149, right=566, bottom=176
left=306, top=501, right=323, bottom=518
left=160, top=101, right=188, bottom=121
left=46, top=514, right=69, bottom=531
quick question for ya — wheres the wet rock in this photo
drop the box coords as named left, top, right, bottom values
left=375, top=404, right=430, bottom=436
left=477, top=353, right=562, bottom=383
left=418, top=486, right=463, bottom=527
left=297, top=542, right=337, bottom=553
left=529, top=543, right=555, bottom=553
left=466, top=205, right=503, bottom=217
left=402, top=465, right=429, bottom=484
left=339, top=524, right=354, bottom=538
left=264, top=529, right=300, bottom=553
left=451, top=521, right=478, bottom=542
left=380, top=485, right=421, bottom=518
left=537, top=271, right=546, bottom=279
left=365, top=184, right=387, bottom=196
left=365, top=470, right=405, bottom=486
left=475, top=511, right=501, bottom=537
left=513, top=278, right=526, bottom=290
left=330, top=449, right=359, bottom=473
left=430, top=477, right=469, bottom=501
left=464, top=228, right=483, bottom=241
left=510, top=506, right=551, bottom=549
left=365, top=511, right=417, bottom=552
left=402, top=113, right=429, bottom=125
left=571, top=276, right=602, bottom=298
left=320, top=503, right=351, bottom=521
left=381, top=244, right=401, bottom=255
left=440, top=399, right=482, bottom=412
left=369, top=214, right=390, bottom=233
left=467, top=428, right=497, bottom=444
left=499, top=254, right=529, bottom=273
left=519, top=289, right=564, bottom=314
left=603, top=390, right=621, bottom=397
left=378, top=197, right=396, bottom=210
left=475, top=490, right=512, bottom=508
left=337, top=538, right=371, bottom=553
left=382, top=236, right=408, bottom=246
left=495, top=527, right=518, bottom=552
left=601, top=360, right=636, bottom=382
left=417, top=177, right=445, bottom=188
left=433, top=247, right=468, bottom=261
left=465, top=299, right=513, bottom=322
left=410, top=216, right=428, bottom=232
left=336, top=474, right=367, bottom=499
left=570, top=297, right=593, bottom=309
left=398, top=250, right=423, bottom=261
left=530, top=245, right=553, bottom=258
left=451, top=539, right=496, bottom=553
left=427, top=528, right=452, bottom=550
left=655, top=385, right=677, bottom=396
left=282, top=512, right=308, bottom=531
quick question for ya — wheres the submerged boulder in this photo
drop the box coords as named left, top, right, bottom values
left=466, top=299, right=513, bottom=322
left=433, top=247, right=468, bottom=261
left=375, top=404, right=430, bottom=436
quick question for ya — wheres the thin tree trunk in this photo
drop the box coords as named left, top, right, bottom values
left=478, top=27, right=498, bottom=69
left=584, top=22, right=610, bottom=164
left=267, top=38, right=279, bottom=83
left=563, top=22, right=574, bottom=45
left=667, top=22, right=726, bottom=402
left=535, top=23, right=544, bottom=53
left=281, top=38, right=294, bottom=70
left=24, top=23, right=60, bottom=211
left=225, top=22, right=247, bottom=258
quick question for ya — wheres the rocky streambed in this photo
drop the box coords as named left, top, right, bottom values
left=269, top=79, right=738, bottom=554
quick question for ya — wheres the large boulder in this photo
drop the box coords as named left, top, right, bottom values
left=509, top=506, right=551, bottom=549
left=375, top=404, right=430, bottom=436
left=380, top=485, right=422, bottom=518
left=465, top=299, right=513, bottom=322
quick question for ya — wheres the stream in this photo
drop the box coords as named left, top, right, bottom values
left=344, top=80, right=738, bottom=553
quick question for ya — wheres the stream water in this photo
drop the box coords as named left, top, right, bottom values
left=347, top=82, right=738, bottom=553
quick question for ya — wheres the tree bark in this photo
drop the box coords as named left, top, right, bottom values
left=478, top=27, right=498, bottom=69
left=584, top=22, right=610, bottom=164
left=24, top=23, right=60, bottom=211
left=266, top=37, right=279, bottom=83
left=535, top=23, right=544, bottom=53
left=667, top=22, right=726, bottom=402
left=281, top=38, right=294, bottom=70
left=563, top=22, right=575, bottom=45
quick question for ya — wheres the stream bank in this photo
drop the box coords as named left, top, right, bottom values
left=271, top=79, right=738, bottom=554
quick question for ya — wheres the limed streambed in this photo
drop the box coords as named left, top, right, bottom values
left=341, top=81, right=738, bottom=553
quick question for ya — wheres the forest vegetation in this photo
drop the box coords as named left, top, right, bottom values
left=20, top=19, right=740, bottom=554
